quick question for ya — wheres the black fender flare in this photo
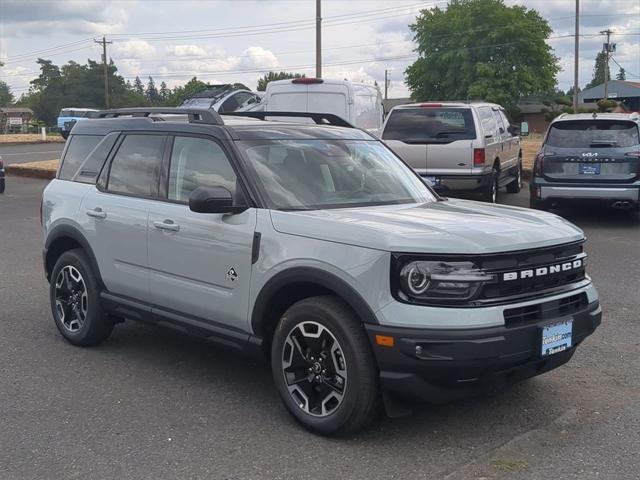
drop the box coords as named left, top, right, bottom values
left=44, top=224, right=103, bottom=287
left=250, top=266, right=380, bottom=337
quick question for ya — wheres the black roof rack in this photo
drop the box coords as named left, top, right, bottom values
left=95, top=108, right=223, bottom=126
left=222, top=111, right=354, bottom=128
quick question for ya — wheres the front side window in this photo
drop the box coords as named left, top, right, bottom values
left=382, top=108, right=476, bottom=143
left=168, top=136, right=237, bottom=202
left=107, top=134, right=165, bottom=197
left=546, top=120, right=640, bottom=148
left=238, top=139, right=436, bottom=210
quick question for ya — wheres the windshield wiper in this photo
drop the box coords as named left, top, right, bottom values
left=402, top=137, right=455, bottom=144
left=434, top=130, right=466, bottom=137
left=589, top=141, right=617, bottom=147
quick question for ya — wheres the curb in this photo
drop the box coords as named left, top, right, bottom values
left=6, top=161, right=58, bottom=180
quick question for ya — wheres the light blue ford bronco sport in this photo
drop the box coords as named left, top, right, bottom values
left=42, top=108, right=601, bottom=436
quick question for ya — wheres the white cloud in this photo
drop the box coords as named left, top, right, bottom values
left=238, top=46, right=279, bottom=70
left=113, top=40, right=156, bottom=59
left=166, top=45, right=209, bottom=57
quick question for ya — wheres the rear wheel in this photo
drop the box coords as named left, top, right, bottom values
left=271, top=296, right=380, bottom=436
left=50, top=249, right=114, bottom=346
left=483, top=168, right=499, bottom=203
left=506, top=160, right=522, bottom=193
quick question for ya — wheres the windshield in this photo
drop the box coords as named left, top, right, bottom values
left=382, top=108, right=476, bottom=143
left=546, top=120, right=640, bottom=148
left=238, top=139, right=437, bottom=210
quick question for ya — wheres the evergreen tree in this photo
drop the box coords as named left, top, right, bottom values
left=256, top=71, right=305, bottom=91
left=133, top=76, right=145, bottom=96
left=585, top=51, right=611, bottom=89
left=146, top=76, right=160, bottom=104
left=159, top=81, right=170, bottom=102
left=616, top=68, right=626, bottom=81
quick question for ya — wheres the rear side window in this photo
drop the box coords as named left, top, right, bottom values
left=59, top=135, right=102, bottom=180
left=478, top=107, right=497, bottom=134
left=107, top=134, right=165, bottom=197
left=382, top=108, right=476, bottom=142
left=546, top=120, right=640, bottom=148
left=73, top=132, right=119, bottom=184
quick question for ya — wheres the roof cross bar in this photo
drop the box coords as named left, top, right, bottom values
left=94, top=108, right=223, bottom=125
left=222, top=111, right=354, bottom=128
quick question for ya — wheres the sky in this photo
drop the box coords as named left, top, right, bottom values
left=0, top=0, right=638, bottom=100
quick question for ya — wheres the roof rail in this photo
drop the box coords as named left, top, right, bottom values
left=94, top=108, right=223, bottom=125
left=222, top=111, right=354, bottom=128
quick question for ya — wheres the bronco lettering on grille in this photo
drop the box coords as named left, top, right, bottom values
left=503, top=259, right=583, bottom=281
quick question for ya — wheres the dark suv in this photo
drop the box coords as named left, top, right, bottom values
left=530, top=112, right=640, bottom=214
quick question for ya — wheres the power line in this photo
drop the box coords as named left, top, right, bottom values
left=610, top=56, right=639, bottom=78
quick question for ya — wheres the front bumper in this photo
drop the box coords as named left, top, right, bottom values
left=366, top=299, right=601, bottom=403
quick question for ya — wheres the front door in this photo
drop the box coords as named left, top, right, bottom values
left=147, top=135, right=256, bottom=331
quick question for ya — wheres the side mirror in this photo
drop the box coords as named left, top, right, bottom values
left=520, top=121, right=529, bottom=137
left=188, top=186, right=247, bottom=214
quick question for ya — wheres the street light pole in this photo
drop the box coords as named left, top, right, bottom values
left=600, top=29, right=613, bottom=99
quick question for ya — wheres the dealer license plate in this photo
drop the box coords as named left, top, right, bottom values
left=541, top=320, right=573, bottom=357
left=579, top=163, right=600, bottom=175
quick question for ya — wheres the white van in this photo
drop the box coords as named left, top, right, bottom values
left=263, top=78, right=384, bottom=136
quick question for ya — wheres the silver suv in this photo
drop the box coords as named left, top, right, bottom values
left=381, top=102, right=527, bottom=203
left=42, top=108, right=600, bottom=436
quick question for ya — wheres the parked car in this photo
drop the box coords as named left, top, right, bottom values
left=263, top=78, right=384, bottom=137
left=57, top=108, right=99, bottom=139
left=42, top=107, right=600, bottom=436
left=179, top=84, right=262, bottom=113
left=0, top=157, right=5, bottom=194
left=530, top=112, right=640, bottom=215
left=381, top=102, right=527, bottom=202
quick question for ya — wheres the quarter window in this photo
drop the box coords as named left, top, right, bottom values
left=168, top=136, right=237, bottom=202
left=107, top=134, right=165, bottom=197
left=59, top=135, right=102, bottom=180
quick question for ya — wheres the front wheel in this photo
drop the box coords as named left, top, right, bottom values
left=271, top=296, right=380, bottom=436
left=50, top=249, right=114, bottom=346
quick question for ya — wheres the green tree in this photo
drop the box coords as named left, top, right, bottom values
left=0, top=81, right=14, bottom=106
left=133, top=76, right=145, bottom=96
left=256, top=71, right=305, bottom=91
left=405, top=0, right=559, bottom=116
left=585, top=51, right=610, bottom=89
left=159, top=81, right=170, bottom=102
left=165, top=76, right=208, bottom=106
left=616, top=67, right=626, bottom=81
left=146, top=76, right=160, bottom=104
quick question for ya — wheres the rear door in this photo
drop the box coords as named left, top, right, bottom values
left=81, top=133, right=166, bottom=301
left=307, top=82, right=350, bottom=120
left=542, top=119, right=640, bottom=184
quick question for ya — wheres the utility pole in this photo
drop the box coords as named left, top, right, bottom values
left=384, top=69, right=390, bottom=100
left=94, top=36, right=112, bottom=108
left=600, top=29, right=613, bottom=99
left=573, top=0, right=579, bottom=112
left=315, top=0, right=322, bottom=78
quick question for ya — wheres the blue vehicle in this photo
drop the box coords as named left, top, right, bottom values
left=57, top=108, right=99, bottom=139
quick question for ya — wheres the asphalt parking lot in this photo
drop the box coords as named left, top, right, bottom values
left=1, top=176, right=638, bottom=480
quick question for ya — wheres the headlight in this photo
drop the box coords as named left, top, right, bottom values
left=397, top=260, right=496, bottom=304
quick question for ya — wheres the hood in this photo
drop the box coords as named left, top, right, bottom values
left=270, top=199, right=584, bottom=254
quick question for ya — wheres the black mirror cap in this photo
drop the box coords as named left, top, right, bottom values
left=188, top=186, right=248, bottom=214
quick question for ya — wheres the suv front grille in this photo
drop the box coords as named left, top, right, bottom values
left=503, top=292, right=588, bottom=327
left=478, top=241, right=587, bottom=303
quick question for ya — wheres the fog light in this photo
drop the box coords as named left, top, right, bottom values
left=415, top=345, right=423, bottom=356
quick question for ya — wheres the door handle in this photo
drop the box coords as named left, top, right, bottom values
left=153, top=220, right=180, bottom=232
left=86, top=207, right=106, bottom=219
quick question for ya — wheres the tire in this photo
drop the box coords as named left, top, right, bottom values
left=0, top=177, right=5, bottom=194
left=49, top=249, right=114, bottom=346
left=483, top=168, right=499, bottom=203
left=271, top=295, right=380, bottom=436
left=506, top=160, right=522, bottom=194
